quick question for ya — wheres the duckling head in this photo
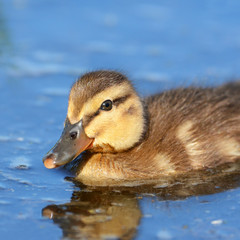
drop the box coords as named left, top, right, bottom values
left=43, top=71, right=147, bottom=169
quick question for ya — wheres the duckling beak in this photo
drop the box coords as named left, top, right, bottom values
left=43, top=120, right=94, bottom=169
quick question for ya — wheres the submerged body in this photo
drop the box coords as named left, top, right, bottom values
left=43, top=71, right=240, bottom=184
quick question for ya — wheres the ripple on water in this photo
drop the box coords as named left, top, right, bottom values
left=211, top=219, right=224, bottom=225
left=7, top=57, right=85, bottom=77
left=157, top=230, right=173, bottom=240
left=0, top=182, right=7, bottom=191
left=9, top=156, right=31, bottom=170
left=0, top=200, right=10, bottom=205
left=0, top=136, right=24, bottom=142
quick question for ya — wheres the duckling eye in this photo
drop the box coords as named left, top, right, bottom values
left=100, top=100, right=112, bottom=111
left=70, top=131, right=78, bottom=140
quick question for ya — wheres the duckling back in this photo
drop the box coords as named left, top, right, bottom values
left=145, top=82, right=240, bottom=171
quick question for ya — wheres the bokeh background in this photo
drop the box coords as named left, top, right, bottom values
left=1, top=0, right=240, bottom=239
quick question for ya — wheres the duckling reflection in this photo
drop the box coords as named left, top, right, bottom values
left=43, top=164, right=240, bottom=240
left=42, top=189, right=141, bottom=240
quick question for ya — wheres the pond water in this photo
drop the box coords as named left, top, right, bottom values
left=1, top=0, right=240, bottom=239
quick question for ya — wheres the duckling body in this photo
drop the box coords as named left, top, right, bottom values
left=43, top=71, right=240, bottom=184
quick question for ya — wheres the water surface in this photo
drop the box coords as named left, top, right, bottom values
left=1, top=0, right=240, bottom=239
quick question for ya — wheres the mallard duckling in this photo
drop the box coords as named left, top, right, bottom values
left=43, top=70, right=240, bottom=183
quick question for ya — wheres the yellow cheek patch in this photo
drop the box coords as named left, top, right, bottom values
left=85, top=95, right=145, bottom=151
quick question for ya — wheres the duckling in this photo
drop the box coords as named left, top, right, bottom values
left=43, top=70, right=240, bottom=183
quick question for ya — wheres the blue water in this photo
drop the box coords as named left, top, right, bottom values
left=1, top=0, right=240, bottom=239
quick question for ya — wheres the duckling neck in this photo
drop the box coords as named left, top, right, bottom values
left=76, top=149, right=153, bottom=183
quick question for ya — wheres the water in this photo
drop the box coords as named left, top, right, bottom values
left=1, top=0, right=240, bottom=239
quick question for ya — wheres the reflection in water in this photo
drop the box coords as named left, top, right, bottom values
left=43, top=190, right=141, bottom=240
left=43, top=163, right=240, bottom=239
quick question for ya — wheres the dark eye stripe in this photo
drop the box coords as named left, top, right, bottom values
left=83, top=94, right=132, bottom=127
left=113, top=94, right=131, bottom=106
left=84, top=110, right=100, bottom=127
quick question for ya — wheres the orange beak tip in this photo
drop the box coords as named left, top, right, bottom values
left=43, top=158, right=57, bottom=169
